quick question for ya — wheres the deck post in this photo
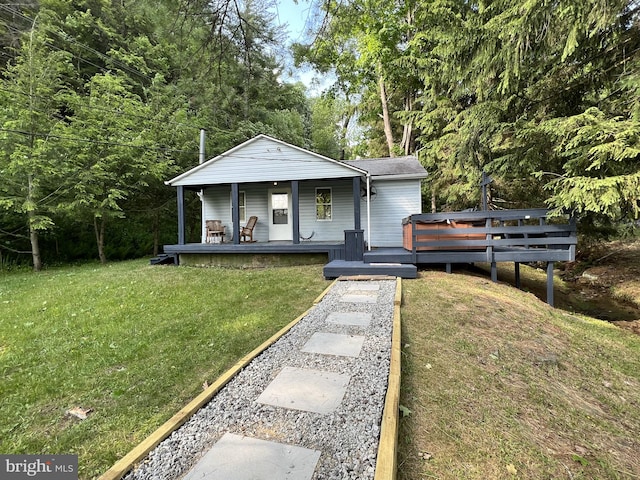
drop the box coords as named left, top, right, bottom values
left=177, top=185, right=185, bottom=245
left=353, top=176, right=361, bottom=230
left=546, top=261, right=555, bottom=307
left=231, top=183, right=240, bottom=245
left=514, top=262, right=521, bottom=289
left=411, top=218, right=417, bottom=263
left=446, top=263, right=452, bottom=274
left=491, top=262, right=498, bottom=282
left=292, top=180, right=300, bottom=244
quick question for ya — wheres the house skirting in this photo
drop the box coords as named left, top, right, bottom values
left=179, top=252, right=329, bottom=268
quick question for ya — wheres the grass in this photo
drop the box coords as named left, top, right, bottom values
left=2, top=247, right=640, bottom=480
left=399, top=269, right=640, bottom=479
left=0, top=260, right=330, bottom=479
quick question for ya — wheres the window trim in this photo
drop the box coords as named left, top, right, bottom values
left=230, top=190, right=246, bottom=223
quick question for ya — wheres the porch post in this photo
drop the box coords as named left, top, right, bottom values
left=177, top=185, right=185, bottom=245
left=366, top=174, right=371, bottom=250
left=231, top=183, right=240, bottom=244
left=292, top=180, right=300, bottom=245
left=352, top=176, right=361, bottom=230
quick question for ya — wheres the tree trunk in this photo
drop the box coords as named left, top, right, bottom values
left=27, top=174, right=42, bottom=272
left=153, top=211, right=160, bottom=257
left=431, top=190, right=437, bottom=213
left=401, top=93, right=415, bottom=155
left=94, top=216, right=107, bottom=264
left=378, top=74, right=395, bottom=157
left=28, top=210, right=42, bottom=272
left=339, top=114, right=351, bottom=161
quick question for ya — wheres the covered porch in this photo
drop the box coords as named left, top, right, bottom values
left=173, top=176, right=368, bottom=247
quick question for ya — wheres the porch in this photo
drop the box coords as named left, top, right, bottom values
left=155, top=208, right=577, bottom=305
left=157, top=239, right=420, bottom=277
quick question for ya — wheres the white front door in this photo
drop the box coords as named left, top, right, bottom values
left=268, top=187, right=292, bottom=241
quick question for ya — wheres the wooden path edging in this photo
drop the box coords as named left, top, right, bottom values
left=98, top=279, right=338, bottom=480
left=374, top=277, right=402, bottom=480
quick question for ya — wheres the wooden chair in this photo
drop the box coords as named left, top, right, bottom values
left=240, top=216, right=258, bottom=242
left=205, top=219, right=225, bottom=243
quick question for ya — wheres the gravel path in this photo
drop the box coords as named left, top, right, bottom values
left=123, top=278, right=396, bottom=480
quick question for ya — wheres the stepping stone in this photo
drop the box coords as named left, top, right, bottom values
left=301, top=332, right=365, bottom=357
left=257, top=366, right=350, bottom=414
left=340, top=293, right=378, bottom=303
left=182, top=432, right=321, bottom=480
left=347, top=283, right=380, bottom=291
left=326, top=311, right=372, bottom=327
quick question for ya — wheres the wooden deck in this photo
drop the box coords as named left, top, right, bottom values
left=325, top=209, right=577, bottom=306
left=163, top=241, right=345, bottom=260
left=323, top=259, right=418, bottom=279
left=157, top=209, right=577, bottom=306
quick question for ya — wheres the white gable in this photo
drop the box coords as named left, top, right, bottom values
left=167, top=135, right=365, bottom=186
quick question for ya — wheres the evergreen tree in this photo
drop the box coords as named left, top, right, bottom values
left=0, top=11, right=75, bottom=270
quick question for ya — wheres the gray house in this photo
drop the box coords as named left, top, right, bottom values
left=164, top=135, right=427, bottom=262
left=159, top=134, right=576, bottom=302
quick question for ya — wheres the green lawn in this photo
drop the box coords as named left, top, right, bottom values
left=3, top=258, right=639, bottom=480
left=399, top=267, right=640, bottom=479
left=0, top=260, right=329, bottom=479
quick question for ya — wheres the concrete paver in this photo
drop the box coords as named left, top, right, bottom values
left=325, top=311, right=372, bottom=327
left=301, top=332, right=365, bottom=357
left=347, top=283, right=380, bottom=291
left=182, top=433, right=321, bottom=480
left=340, top=293, right=378, bottom=303
left=256, top=366, right=351, bottom=414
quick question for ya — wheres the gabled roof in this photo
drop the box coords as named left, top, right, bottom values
left=166, top=135, right=367, bottom=187
left=344, top=156, right=428, bottom=180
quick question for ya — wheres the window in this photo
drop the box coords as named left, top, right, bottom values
left=271, top=192, right=289, bottom=224
left=231, top=191, right=246, bottom=222
left=315, top=187, right=332, bottom=221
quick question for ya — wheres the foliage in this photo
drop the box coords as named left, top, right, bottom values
left=0, top=10, right=76, bottom=270
left=0, top=0, right=331, bottom=266
left=298, top=0, right=640, bottom=223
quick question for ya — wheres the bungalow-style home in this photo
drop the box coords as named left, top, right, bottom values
left=162, top=134, right=427, bottom=270
left=158, top=134, right=577, bottom=302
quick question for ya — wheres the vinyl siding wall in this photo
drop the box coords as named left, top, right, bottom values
left=201, top=178, right=422, bottom=246
left=362, top=179, right=422, bottom=247
left=201, top=179, right=355, bottom=243
left=178, top=137, right=361, bottom=186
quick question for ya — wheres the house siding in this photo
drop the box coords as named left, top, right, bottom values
left=202, top=184, right=270, bottom=242
left=201, top=179, right=356, bottom=243
left=299, top=179, right=355, bottom=242
left=362, top=179, right=422, bottom=247
left=174, top=137, right=362, bottom=186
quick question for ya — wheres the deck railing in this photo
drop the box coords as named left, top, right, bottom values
left=404, top=209, right=576, bottom=260
left=403, top=209, right=577, bottom=306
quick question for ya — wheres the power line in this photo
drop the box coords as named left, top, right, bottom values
left=0, top=20, right=208, bottom=132
left=0, top=127, right=200, bottom=155
left=0, top=85, right=204, bottom=131
left=0, top=4, right=153, bottom=82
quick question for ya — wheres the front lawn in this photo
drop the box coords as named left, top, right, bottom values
left=0, top=260, right=329, bottom=478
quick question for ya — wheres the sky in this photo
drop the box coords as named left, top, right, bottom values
left=272, top=0, right=313, bottom=44
left=269, top=0, right=332, bottom=93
